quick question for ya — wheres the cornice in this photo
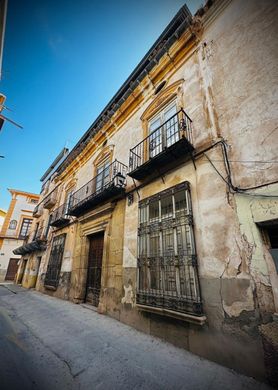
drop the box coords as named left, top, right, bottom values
left=55, top=5, right=193, bottom=177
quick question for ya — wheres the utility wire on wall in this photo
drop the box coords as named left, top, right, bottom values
left=199, top=140, right=278, bottom=198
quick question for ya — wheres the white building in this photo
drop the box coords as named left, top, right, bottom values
left=0, top=189, right=39, bottom=281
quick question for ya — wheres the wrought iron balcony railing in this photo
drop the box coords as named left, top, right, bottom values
left=68, top=160, right=127, bottom=217
left=50, top=203, right=70, bottom=228
left=43, top=187, right=58, bottom=209
left=129, top=109, right=194, bottom=180
left=33, top=226, right=45, bottom=241
left=13, top=227, right=47, bottom=255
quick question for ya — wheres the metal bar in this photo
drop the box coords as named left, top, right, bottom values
left=68, top=160, right=127, bottom=212
left=129, top=110, right=193, bottom=173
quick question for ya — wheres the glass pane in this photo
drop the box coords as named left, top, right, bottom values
left=162, top=228, right=174, bottom=255
left=149, top=200, right=159, bottom=223
left=161, top=195, right=173, bottom=219
left=149, top=117, right=161, bottom=132
left=139, top=264, right=148, bottom=290
left=149, top=232, right=160, bottom=257
left=96, top=175, right=102, bottom=191
left=175, top=190, right=187, bottom=216
left=164, top=104, right=176, bottom=121
left=96, top=160, right=110, bottom=191
left=149, top=117, right=162, bottom=157
left=139, top=235, right=147, bottom=257
left=179, top=265, right=196, bottom=298
left=103, top=164, right=110, bottom=186
left=164, top=265, right=176, bottom=293
left=139, top=204, right=148, bottom=224
left=176, top=225, right=187, bottom=255
left=164, top=104, right=178, bottom=147
left=150, top=259, right=162, bottom=291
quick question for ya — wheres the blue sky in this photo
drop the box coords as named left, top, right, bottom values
left=0, top=0, right=203, bottom=210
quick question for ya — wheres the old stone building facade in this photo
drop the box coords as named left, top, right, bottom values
left=14, top=0, right=278, bottom=384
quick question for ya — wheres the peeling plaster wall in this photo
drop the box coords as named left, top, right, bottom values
left=119, top=0, right=277, bottom=381
left=24, top=0, right=278, bottom=383
left=235, top=185, right=278, bottom=314
left=120, top=145, right=267, bottom=379
left=203, top=0, right=278, bottom=187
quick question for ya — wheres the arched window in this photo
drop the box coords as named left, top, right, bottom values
left=9, top=220, right=17, bottom=230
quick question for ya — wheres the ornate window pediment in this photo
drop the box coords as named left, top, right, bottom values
left=141, top=79, right=184, bottom=123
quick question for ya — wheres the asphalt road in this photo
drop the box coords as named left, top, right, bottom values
left=0, top=284, right=272, bottom=390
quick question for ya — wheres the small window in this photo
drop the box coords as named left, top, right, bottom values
left=9, top=220, right=17, bottom=230
left=154, top=80, right=166, bottom=95
left=30, top=199, right=38, bottom=204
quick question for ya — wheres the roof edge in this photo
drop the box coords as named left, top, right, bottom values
left=56, top=3, right=192, bottom=176
left=8, top=189, right=40, bottom=198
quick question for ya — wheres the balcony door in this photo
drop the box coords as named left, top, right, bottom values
left=85, top=232, right=104, bottom=307
left=64, top=189, right=74, bottom=215
left=95, top=160, right=110, bottom=193
left=149, top=101, right=177, bottom=158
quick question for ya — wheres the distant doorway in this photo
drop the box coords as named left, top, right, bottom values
left=34, top=256, right=42, bottom=287
left=85, top=232, right=104, bottom=306
left=5, top=258, right=19, bottom=281
left=17, top=259, right=27, bottom=284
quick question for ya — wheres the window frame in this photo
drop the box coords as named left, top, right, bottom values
left=137, top=182, right=203, bottom=317
left=148, top=99, right=180, bottom=158
left=9, top=219, right=17, bottom=230
left=19, top=218, right=32, bottom=238
left=44, top=234, right=66, bottom=289
left=95, top=159, right=111, bottom=192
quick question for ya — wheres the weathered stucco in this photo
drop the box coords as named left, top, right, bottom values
left=15, top=0, right=278, bottom=384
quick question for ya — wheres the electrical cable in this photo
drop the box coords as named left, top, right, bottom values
left=202, top=139, right=278, bottom=197
left=210, top=159, right=278, bottom=164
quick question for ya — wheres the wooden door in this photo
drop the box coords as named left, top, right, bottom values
left=5, top=258, right=19, bottom=281
left=85, top=232, right=104, bottom=306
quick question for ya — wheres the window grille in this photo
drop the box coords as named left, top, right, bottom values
left=137, top=182, right=203, bottom=315
left=44, top=234, right=66, bottom=288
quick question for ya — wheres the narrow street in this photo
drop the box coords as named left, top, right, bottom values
left=0, top=284, right=271, bottom=390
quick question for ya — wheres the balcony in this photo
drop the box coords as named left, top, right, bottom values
left=129, top=109, right=194, bottom=180
left=13, top=227, right=47, bottom=255
left=68, top=160, right=127, bottom=217
left=50, top=203, right=70, bottom=228
left=33, top=203, right=43, bottom=217
left=32, top=226, right=46, bottom=241
left=43, top=188, right=58, bottom=209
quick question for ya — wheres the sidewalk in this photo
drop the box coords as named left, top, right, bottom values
left=0, top=286, right=272, bottom=390
left=0, top=282, right=28, bottom=294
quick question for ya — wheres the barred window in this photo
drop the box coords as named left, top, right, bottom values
left=137, top=182, right=203, bottom=316
left=44, top=234, right=66, bottom=288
